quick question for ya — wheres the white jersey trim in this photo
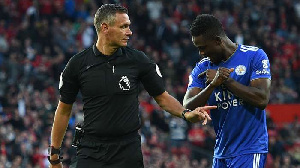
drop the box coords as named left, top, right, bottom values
left=253, top=153, right=261, bottom=168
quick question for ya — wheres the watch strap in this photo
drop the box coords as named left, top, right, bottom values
left=47, top=156, right=63, bottom=165
left=182, top=109, right=192, bottom=121
left=49, top=146, right=61, bottom=155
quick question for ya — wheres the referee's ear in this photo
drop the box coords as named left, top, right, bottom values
left=101, top=23, right=109, bottom=33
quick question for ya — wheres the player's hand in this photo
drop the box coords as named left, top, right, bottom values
left=205, top=69, right=216, bottom=84
left=185, top=106, right=217, bottom=124
left=209, top=67, right=234, bottom=87
left=49, top=162, right=63, bottom=168
left=198, top=69, right=218, bottom=84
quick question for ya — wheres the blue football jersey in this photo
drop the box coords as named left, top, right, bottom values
left=188, top=44, right=271, bottom=158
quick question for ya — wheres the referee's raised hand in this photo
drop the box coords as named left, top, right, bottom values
left=184, top=106, right=216, bottom=124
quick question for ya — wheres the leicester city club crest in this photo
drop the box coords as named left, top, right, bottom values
left=235, top=65, right=246, bottom=75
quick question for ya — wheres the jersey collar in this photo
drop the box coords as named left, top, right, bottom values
left=93, top=44, right=123, bottom=58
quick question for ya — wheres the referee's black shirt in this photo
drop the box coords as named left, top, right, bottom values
left=59, top=44, right=165, bottom=138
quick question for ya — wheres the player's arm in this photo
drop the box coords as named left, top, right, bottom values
left=154, top=91, right=216, bottom=124
left=205, top=69, right=271, bottom=109
left=183, top=67, right=233, bottom=110
left=221, top=50, right=271, bottom=110
left=183, top=85, right=215, bottom=110
left=224, top=78, right=271, bottom=110
left=50, top=101, right=73, bottom=161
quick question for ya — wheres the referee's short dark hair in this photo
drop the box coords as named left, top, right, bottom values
left=190, top=14, right=225, bottom=38
left=94, top=4, right=128, bottom=32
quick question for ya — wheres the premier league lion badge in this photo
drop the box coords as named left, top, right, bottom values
left=119, top=76, right=130, bottom=91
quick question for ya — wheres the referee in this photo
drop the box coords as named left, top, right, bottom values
left=48, top=4, right=216, bottom=168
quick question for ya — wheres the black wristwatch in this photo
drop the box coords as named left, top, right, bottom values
left=47, top=146, right=63, bottom=165
left=182, top=109, right=192, bottom=121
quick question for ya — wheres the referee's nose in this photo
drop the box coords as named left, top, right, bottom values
left=126, top=28, right=132, bottom=36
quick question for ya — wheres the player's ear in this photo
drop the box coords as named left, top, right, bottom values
left=215, top=36, right=222, bottom=45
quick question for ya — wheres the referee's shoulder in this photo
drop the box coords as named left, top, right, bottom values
left=65, top=47, right=92, bottom=71
left=70, top=46, right=92, bottom=62
left=122, top=46, right=151, bottom=63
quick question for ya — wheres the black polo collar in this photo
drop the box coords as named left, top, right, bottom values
left=93, top=44, right=123, bottom=58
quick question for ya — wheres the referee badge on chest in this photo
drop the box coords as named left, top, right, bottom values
left=235, top=65, right=246, bottom=75
left=119, top=76, right=130, bottom=91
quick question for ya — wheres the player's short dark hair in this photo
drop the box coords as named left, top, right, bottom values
left=94, top=4, right=128, bottom=32
left=190, top=14, right=225, bottom=38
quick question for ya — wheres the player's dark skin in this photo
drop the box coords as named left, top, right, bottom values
left=183, top=34, right=271, bottom=110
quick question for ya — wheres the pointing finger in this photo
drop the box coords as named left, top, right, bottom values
left=201, top=106, right=217, bottom=110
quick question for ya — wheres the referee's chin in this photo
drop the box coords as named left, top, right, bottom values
left=121, top=39, right=130, bottom=46
left=121, top=42, right=128, bottom=47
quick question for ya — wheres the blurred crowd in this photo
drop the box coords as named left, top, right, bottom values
left=0, top=0, right=299, bottom=167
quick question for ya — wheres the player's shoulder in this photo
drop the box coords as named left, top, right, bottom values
left=122, top=46, right=152, bottom=63
left=237, top=44, right=268, bottom=62
left=238, top=44, right=265, bottom=55
left=191, top=58, right=210, bottom=76
left=196, top=57, right=210, bottom=67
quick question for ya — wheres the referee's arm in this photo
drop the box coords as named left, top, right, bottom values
left=154, top=91, right=215, bottom=124
left=154, top=91, right=186, bottom=118
left=50, top=101, right=73, bottom=161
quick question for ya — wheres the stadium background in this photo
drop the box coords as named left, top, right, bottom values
left=0, top=0, right=299, bottom=167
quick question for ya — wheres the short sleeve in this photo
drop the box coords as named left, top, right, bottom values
left=59, top=57, right=80, bottom=104
left=250, top=49, right=271, bottom=81
left=187, top=59, right=209, bottom=90
left=138, top=53, right=165, bottom=97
